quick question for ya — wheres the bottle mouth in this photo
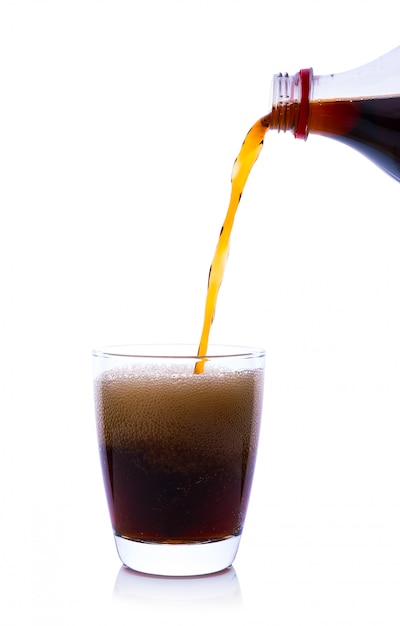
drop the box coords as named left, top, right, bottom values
left=270, top=68, right=313, bottom=138
left=271, top=72, right=300, bottom=106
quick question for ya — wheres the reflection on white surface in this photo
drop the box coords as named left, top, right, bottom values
left=113, top=565, right=242, bottom=609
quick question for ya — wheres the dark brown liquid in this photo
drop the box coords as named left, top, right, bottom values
left=99, top=445, right=252, bottom=541
left=309, top=96, right=400, bottom=181
left=95, top=366, right=264, bottom=542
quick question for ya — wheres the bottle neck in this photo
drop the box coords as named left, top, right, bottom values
left=270, top=68, right=313, bottom=139
left=270, top=47, right=400, bottom=139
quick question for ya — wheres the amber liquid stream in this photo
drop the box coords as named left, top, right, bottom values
left=195, top=115, right=270, bottom=372
left=195, top=95, right=400, bottom=371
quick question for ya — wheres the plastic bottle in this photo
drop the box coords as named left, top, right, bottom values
left=269, top=46, right=400, bottom=181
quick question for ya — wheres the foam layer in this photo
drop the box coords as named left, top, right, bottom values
left=94, top=364, right=264, bottom=467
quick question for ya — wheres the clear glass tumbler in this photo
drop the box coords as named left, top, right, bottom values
left=93, top=344, right=265, bottom=576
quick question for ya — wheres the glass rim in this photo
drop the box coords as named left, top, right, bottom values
left=92, top=343, right=265, bottom=360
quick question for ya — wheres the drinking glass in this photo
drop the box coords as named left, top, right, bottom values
left=93, top=344, right=265, bottom=576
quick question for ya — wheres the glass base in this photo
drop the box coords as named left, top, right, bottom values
left=114, top=534, right=242, bottom=577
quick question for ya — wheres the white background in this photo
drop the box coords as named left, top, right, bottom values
left=1, top=0, right=400, bottom=624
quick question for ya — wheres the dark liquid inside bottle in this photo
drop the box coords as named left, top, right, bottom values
left=308, top=97, right=400, bottom=181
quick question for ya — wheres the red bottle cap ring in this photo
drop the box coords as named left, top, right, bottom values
left=295, top=68, right=312, bottom=140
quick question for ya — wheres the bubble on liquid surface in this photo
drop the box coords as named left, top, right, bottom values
left=94, top=364, right=264, bottom=469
